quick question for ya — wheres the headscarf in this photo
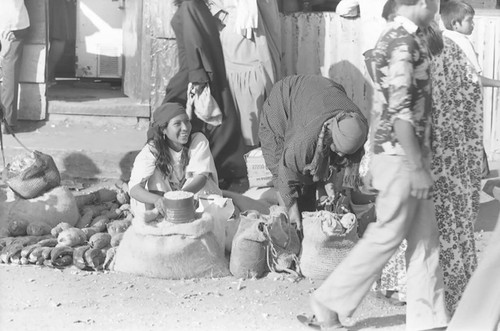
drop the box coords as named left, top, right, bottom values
left=330, top=115, right=368, bottom=155
left=303, top=114, right=368, bottom=182
left=146, top=103, right=186, bottom=140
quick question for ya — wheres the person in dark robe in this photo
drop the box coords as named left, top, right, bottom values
left=258, top=75, right=368, bottom=230
left=163, top=0, right=247, bottom=185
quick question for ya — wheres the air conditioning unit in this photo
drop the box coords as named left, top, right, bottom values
left=75, top=0, right=123, bottom=78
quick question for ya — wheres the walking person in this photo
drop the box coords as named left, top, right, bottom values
left=300, top=1, right=449, bottom=330
left=0, top=0, right=30, bottom=132
left=162, top=0, right=247, bottom=185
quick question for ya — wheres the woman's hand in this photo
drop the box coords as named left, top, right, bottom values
left=288, top=201, right=302, bottom=231
left=154, top=197, right=168, bottom=216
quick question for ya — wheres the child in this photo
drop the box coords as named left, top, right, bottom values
left=128, top=103, right=221, bottom=215
left=440, top=0, right=500, bottom=177
left=441, top=0, right=500, bottom=88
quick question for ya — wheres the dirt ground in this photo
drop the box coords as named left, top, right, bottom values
left=0, top=178, right=498, bottom=331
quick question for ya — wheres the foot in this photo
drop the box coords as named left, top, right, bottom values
left=309, top=296, right=344, bottom=330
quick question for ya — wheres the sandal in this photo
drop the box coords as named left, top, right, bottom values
left=296, top=314, right=347, bottom=331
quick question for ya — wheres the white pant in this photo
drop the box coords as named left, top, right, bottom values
left=314, top=155, right=449, bottom=331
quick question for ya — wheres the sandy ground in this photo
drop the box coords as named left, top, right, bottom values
left=0, top=177, right=498, bottom=331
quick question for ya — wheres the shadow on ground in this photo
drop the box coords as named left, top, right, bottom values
left=349, top=313, right=406, bottom=330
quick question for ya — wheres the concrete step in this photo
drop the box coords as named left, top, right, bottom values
left=1, top=120, right=148, bottom=181
left=46, top=80, right=150, bottom=118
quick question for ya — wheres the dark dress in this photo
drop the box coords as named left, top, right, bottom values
left=163, top=0, right=247, bottom=180
left=258, top=75, right=365, bottom=209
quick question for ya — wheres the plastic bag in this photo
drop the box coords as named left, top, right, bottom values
left=186, top=83, right=223, bottom=126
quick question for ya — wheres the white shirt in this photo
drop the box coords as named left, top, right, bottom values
left=0, top=0, right=30, bottom=32
left=128, top=132, right=221, bottom=214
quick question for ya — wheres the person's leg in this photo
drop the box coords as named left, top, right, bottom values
left=447, top=213, right=500, bottom=331
left=312, top=155, right=416, bottom=322
left=0, top=29, right=27, bottom=127
left=404, top=198, right=449, bottom=330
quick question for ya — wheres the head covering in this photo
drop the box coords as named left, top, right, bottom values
left=329, top=115, right=368, bottom=155
left=147, top=103, right=186, bottom=140
left=152, top=103, right=186, bottom=128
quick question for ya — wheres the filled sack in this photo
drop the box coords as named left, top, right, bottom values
left=229, top=207, right=301, bottom=279
left=300, top=210, right=359, bottom=280
left=6, top=151, right=61, bottom=199
left=113, top=209, right=229, bottom=279
left=0, top=186, right=80, bottom=238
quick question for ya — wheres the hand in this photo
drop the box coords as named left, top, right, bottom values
left=154, top=197, right=168, bottom=216
left=0, top=31, right=14, bottom=41
left=409, top=167, right=434, bottom=199
left=288, top=202, right=302, bottom=231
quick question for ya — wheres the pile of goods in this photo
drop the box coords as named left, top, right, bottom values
left=0, top=184, right=132, bottom=271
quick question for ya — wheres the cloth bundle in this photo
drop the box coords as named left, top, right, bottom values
left=229, top=207, right=301, bottom=279
left=6, top=151, right=61, bottom=199
left=300, top=210, right=359, bottom=280
left=113, top=209, right=229, bottom=279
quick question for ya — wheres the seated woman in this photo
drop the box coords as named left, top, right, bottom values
left=128, top=103, right=221, bottom=216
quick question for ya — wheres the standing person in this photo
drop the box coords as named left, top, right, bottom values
left=440, top=0, right=500, bottom=179
left=0, top=0, right=30, bottom=132
left=301, top=1, right=449, bottom=330
left=428, top=2, right=492, bottom=314
left=162, top=0, right=247, bottom=185
left=212, top=0, right=281, bottom=147
left=129, top=103, right=221, bottom=215
left=258, top=74, right=368, bottom=231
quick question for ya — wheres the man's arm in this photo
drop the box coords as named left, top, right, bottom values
left=393, top=119, right=433, bottom=199
left=387, top=38, right=433, bottom=199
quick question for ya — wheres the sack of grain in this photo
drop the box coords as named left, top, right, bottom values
left=113, top=209, right=229, bottom=279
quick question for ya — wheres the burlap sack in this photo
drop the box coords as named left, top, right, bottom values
left=300, top=211, right=359, bottom=280
left=229, top=211, right=268, bottom=279
left=229, top=208, right=301, bottom=279
left=0, top=186, right=80, bottom=238
left=113, top=210, right=229, bottom=279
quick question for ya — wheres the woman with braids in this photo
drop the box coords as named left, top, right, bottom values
left=163, top=0, right=247, bottom=186
left=128, top=103, right=221, bottom=215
